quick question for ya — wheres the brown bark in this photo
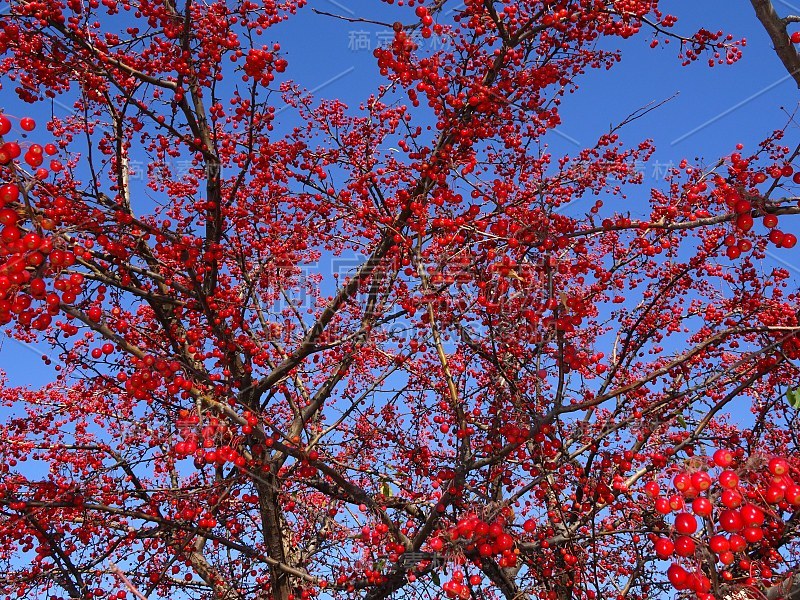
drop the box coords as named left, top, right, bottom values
left=258, top=473, right=293, bottom=600
left=750, top=0, right=800, bottom=87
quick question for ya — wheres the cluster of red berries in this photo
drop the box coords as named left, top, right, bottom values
left=0, top=116, right=62, bottom=176
left=173, top=501, right=218, bottom=529
left=171, top=411, right=249, bottom=468
left=720, top=191, right=796, bottom=261
left=707, top=155, right=800, bottom=259
left=645, top=449, right=797, bottom=598
left=442, top=571, right=482, bottom=600
left=241, top=46, right=287, bottom=86
left=0, top=114, right=84, bottom=330
left=114, top=355, right=180, bottom=400
left=430, top=513, right=524, bottom=568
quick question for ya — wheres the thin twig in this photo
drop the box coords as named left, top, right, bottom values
left=311, top=9, right=394, bottom=27
left=109, top=562, right=149, bottom=600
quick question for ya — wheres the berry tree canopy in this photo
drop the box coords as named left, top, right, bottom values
left=2, top=1, right=800, bottom=599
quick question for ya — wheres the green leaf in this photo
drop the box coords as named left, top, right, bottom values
left=431, top=571, right=440, bottom=587
left=786, top=387, right=800, bottom=409
left=676, top=415, right=687, bottom=429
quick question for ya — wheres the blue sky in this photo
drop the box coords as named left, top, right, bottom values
left=1, top=3, right=800, bottom=597
left=1, top=0, right=799, bottom=388
left=267, top=0, right=799, bottom=157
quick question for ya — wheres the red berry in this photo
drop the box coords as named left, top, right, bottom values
left=0, top=208, right=18, bottom=225
left=673, top=472, right=691, bottom=492
left=735, top=213, right=753, bottom=231
left=691, top=471, right=712, bottom=491
left=692, top=573, right=711, bottom=593
left=721, top=488, right=743, bottom=508
left=743, top=526, right=764, bottom=543
left=19, top=117, right=35, bottom=131
left=674, top=535, right=696, bottom=557
left=719, top=509, right=743, bottom=532
left=718, top=470, right=739, bottom=489
left=785, top=483, right=800, bottom=505
left=769, top=229, right=785, bottom=245
left=668, top=494, right=685, bottom=511
left=713, top=449, right=734, bottom=468
left=667, top=564, right=689, bottom=589
left=765, top=485, right=785, bottom=504
left=3, top=141, right=20, bottom=158
left=0, top=184, right=19, bottom=204
left=739, top=503, right=764, bottom=527
left=655, top=497, right=672, bottom=514
left=522, top=518, right=536, bottom=533
left=24, top=151, right=42, bottom=167
left=654, top=537, right=674, bottom=558
left=495, top=533, right=514, bottom=551
left=709, top=534, right=729, bottom=553
left=769, top=457, right=789, bottom=476
left=725, top=245, right=741, bottom=259
left=644, top=481, right=660, bottom=497
left=692, top=497, right=713, bottom=517
left=728, top=534, right=746, bottom=552
left=674, top=512, right=697, bottom=535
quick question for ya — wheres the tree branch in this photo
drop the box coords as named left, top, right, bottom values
left=750, top=0, right=800, bottom=87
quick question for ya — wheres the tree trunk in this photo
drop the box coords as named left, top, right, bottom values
left=258, top=473, right=293, bottom=600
